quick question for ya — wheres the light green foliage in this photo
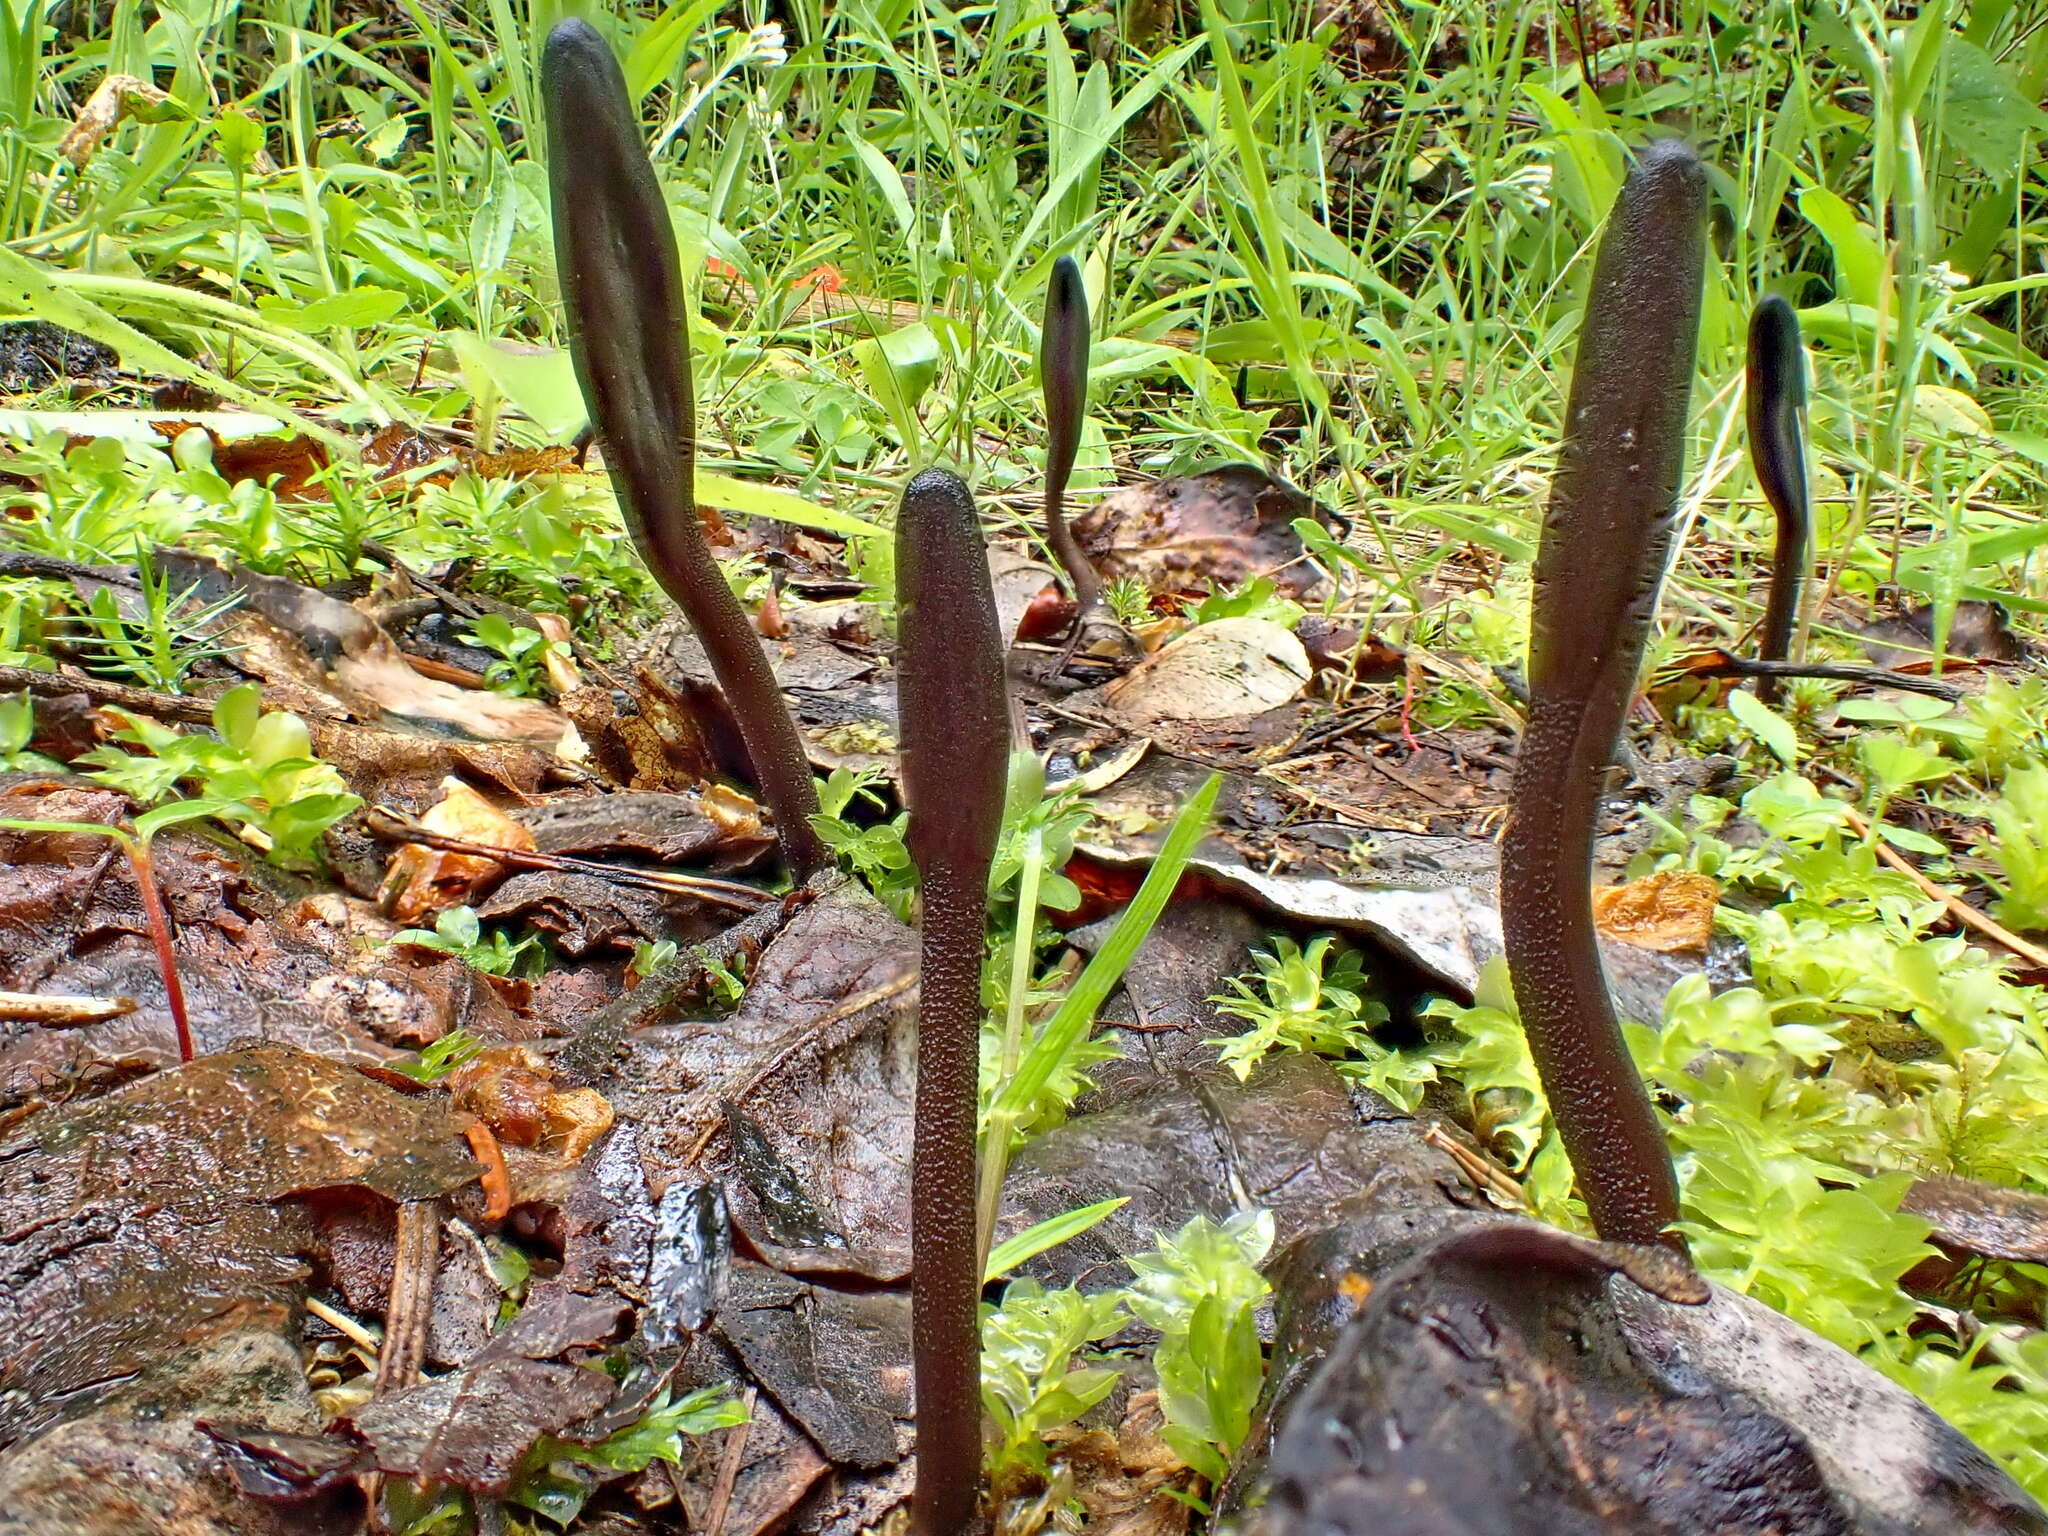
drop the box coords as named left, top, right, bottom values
left=72, top=551, right=244, bottom=695
left=1209, top=934, right=1389, bottom=1082
left=1974, top=764, right=2048, bottom=932
left=460, top=611, right=568, bottom=698
left=1103, top=574, right=1154, bottom=630
left=1189, top=576, right=1304, bottom=631
left=980, top=1278, right=1127, bottom=1484
left=0, top=695, right=59, bottom=773
left=77, top=684, right=360, bottom=867
left=1122, top=1210, right=1274, bottom=1486
left=807, top=765, right=915, bottom=919
left=394, top=1025, right=485, bottom=1084
left=391, top=905, right=545, bottom=979
left=0, top=591, right=54, bottom=672
left=510, top=1384, right=748, bottom=1526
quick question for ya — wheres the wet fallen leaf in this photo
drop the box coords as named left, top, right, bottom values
left=1104, top=617, right=1311, bottom=723
left=449, top=1043, right=616, bottom=1163
left=1073, top=464, right=1330, bottom=601
left=381, top=777, right=538, bottom=922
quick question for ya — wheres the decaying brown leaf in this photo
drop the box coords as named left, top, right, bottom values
left=58, top=74, right=188, bottom=169
left=1104, top=616, right=1312, bottom=723
left=448, top=1043, right=614, bottom=1163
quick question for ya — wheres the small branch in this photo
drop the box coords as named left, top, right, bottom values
left=1681, top=655, right=1964, bottom=701
left=1842, top=806, right=2048, bottom=970
left=362, top=807, right=772, bottom=912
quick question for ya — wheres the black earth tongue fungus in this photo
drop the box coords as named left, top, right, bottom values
left=540, top=19, right=824, bottom=878
left=1501, top=137, right=1706, bottom=1254
left=1040, top=255, right=1103, bottom=616
left=1746, top=293, right=1812, bottom=705
left=896, top=467, right=1009, bottom=1536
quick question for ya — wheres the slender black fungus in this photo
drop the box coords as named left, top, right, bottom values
left=1746, top=294, right=1811, bottom=705
left=897, top=467, right=1008, bottom=1536
left=541, top=20, right=824, bottom=877
left=1040, top=255, right=1102, bottom=614
left=1501, top=139, right=1706, bottom=1252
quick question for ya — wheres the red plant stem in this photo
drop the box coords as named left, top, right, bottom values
left=122, top=836, right=193, bottom=1063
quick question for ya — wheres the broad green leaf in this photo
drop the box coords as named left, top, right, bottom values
left=1729, top=688, right=1800, bottom=766
left=1797, top=189, right=1883, bottom=310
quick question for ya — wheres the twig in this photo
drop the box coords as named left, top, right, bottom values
left=0, top=990, right=136, bottom=1026
left=373, top=1199, right=441, bottom=1394
left=681, top=970, right=918, bottom=1165
left=551, top=874, right=830, bottom=1087
left=700, top=1385, right=756, bottom=1536
left=362, top=807, right=772, bottom=912
left=465, top=1122, right=512, bottom=1223
left=1842, top=806, right=2048, bottom=969
left=1677, top=655, right=1965, bottom=701
left=0, top=662, right=221, bottom=724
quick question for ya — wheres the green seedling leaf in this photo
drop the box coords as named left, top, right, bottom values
left=853, top=322, right=939, bottom=449
left=1797, top=189, right=1883, bottom=311
left=696, top=471, right=882, bottom=537
left=448, top=331, right=589, bottom=442
left=985, top=1197, right=1129, bottom=1283
left=1729, top=687, right=1800, bottom=766
left=993, top=774, right=1220, bottom=1124
left=258, top=287, right=409, bottom=333
left=1940, top=36, right=2048, bottom=179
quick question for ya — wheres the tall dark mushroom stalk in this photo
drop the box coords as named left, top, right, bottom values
left=1040, top=255, right=1102, bottom=616
left=541, top=19, right=824, bottom=877
left=1746, top=294, right=1811, bottom=705
left=1500, top=139, right=1706, bottom=1252
left=897, top=468, right=1009, bottom=1535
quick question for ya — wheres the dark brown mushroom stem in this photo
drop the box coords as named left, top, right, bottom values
left=1746, top=294, right=1811, bottom=706
left=541, top=19, right=824, bottom=877
left=1040, top=255, right=1102, bottom=614
left=897, top=467, right=1009, bottom=1536
left=1501, top=138, right=1706, bottom=1253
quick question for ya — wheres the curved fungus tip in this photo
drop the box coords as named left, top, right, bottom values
left=541, top=20, right=824, bottom=877
left=1039, top=256, right=1102, bottom=614
left=1746, top=292, right=1811, bottom=705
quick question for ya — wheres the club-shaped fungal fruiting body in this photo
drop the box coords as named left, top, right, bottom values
left=541, top=18, right=824, bottom=877
left=1746, top=294, right=1811, bottom=705
left=896, top=468, right=1009, bottom=1535
left=1500, top=138, right=1707, bottom=1252
left=1040, top=255, right=1102, bottom=616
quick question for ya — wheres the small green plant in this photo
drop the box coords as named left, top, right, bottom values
left=1102, top=574, right=1154, bottom=629
left=1122, top=1210, right=1274, bottom=1490
left=461, top=612, right=570, bottom=698
left=1975, top=764, right=2048, bottom=933
left=979, top=1278, right=1127, bottom=1489
left=808, top=765, right=917, bottom=918
left=507, top=1383, right=749, bottom=1526
left=70, top=550, right=245, bottom=694
left=391, top=906, right=545, bottom=978
left=0, top=593, right=53, bottom=672
left=78, top=685, right=361, bottom=868
left=393, top=1026, right=486, bottom=1085
left=1209, top=934, right=1388, bottom=1081
left=1188, top=576, right=1304, bottom=631
left=0, top=696, right=59, bottom=773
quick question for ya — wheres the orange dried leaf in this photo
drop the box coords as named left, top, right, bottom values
left=1591, top=870, right=1720, bottom=954
left=379, top=777, right=537, bottom=922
